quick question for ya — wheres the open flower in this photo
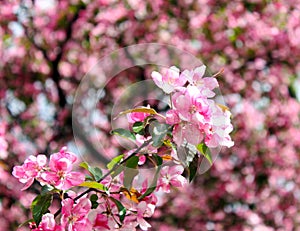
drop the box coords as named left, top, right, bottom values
left=151, top=66, right=186, bottom=94
left=32, top=213, right=64, bottom=231
left=205, top=104, right=234, bottom=148
left=136, top=201, right=155, bottom=231
left=41, top=147, right=85, bottom=190
left=61, top=198, right=92, bottom=231
left=172, top=86, right=211, bottom=126
left=12, top=154, right=47, bottom=190
left=181, top=65, right=219, bottom=97
left=158, top=165, right=187, bottom=193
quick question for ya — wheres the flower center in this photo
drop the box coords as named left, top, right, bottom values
left=58, top=170, right=65, bottom=179
left=189, top=105, right=197, bottom=114
left=69, top=214, right=79, bottom=224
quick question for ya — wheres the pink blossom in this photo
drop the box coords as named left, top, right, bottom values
left=165, top=109, right=180, bottom=125
left=173, top=123, right=204, bottom=146
left=61, top=198, right=92, bottom=231
left=158, top=165, right=187, bottom=193
left=205, top=103, right=234, bottom=148
left=41, top=147, right=85, bottom=190
left=181, top=65, right=219, bottom=97
left=181, top=65, right=206, bottom=83
left=172, top=86, right=211, bottom=125
left=12, top=154, right=47, bottom=190
left=136, top=201, right=155, bottom=231
left=151, top=66, right=186, bottom=94
left=32, top=213, right=64, bottom=231
left=127, top=109, right=150, bottom=124
left=93, top=214, right=110, bottom=230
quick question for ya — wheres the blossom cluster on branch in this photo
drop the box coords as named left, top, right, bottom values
left=12, top=66, right=233, bottom=230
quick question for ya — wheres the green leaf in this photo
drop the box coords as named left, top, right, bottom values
left=152, top=154, right=163, bottom=166
left=177, top=142, right=197, bottom=166
left=149, top=121, right=170, bottom=147
left=90, top=194, right=99, bottom=209
left=79, top=161, right=90, bottom=171
left=111, top=128, right=136, bottom=142
left=123, top=156, right=139, bottom=190
left=188, top=154, right=199, bottom=182
left=197, top=143, right=213, bottom=165
left=85, top=174, right=94, bottom=181
left=109, top=198, right=126, bottom=223
left=132, top=121, right=144, bottom=134
left=31, top=194, right=53, bottom=226
left=79, top=181, right=108, bottom=191
left=41, top=185, right=54, bottom=195
left=107, top=154, right=124, bottom=170
left=80, top=162, right=103, bottom=181
left=125, top=156, right=139, bottom=168
left=90, top=167, right=103, bottom=181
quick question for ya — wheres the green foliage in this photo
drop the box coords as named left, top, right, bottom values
left=187, top=154, right=199, bottom=182
left=80, top=162, right=103, bottom=181
left=132, top=121, right=144, bottom=134
left=41, top=185, right=55, bottom=195
left=90, top=194, right=99, bottom=209
left=106, top=154, right=124, bottom=170
left=197, top=143, right=213, bottom=165
left=123, top=156, right=139, bottom=190
left=149, top=121, right=170, bottom=147
left=79, top=181, right=108, bottom=191
left=109, top=198, right=126, bottom=223
left=31, top=194, right=53, bottom=226
left=177, top=142, right=197, bottom=166
left=111, top=128, right=136, bottom=142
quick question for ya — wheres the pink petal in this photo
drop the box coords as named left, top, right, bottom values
left=61, top=198, right=73, bottom=217
left=21, top=177, right=34, bottom=191
left=41, top=171, right=60, bottom=185
left=36, top=155, right=47, bottom=167
left=55, top=158, right=73, bottom=172
left=151, top=71, right=163, bottom=88
left=137, top=217, right=151, bottom=231
left=193, top=65, right=206, bottom=80
left=73, top=198, right=91, bottom=216
left=169, top=165, right=184, bottom=176
left=12, top=165, right=25, bottom=179
left=183, top=124, right=204, bottom=145
left=170, top=175, right=187, bottom=188
left=94, top=214, right=110, bottom=230
left=64, top=172, right=85, bottom=189
left=203, top=77, right=218, bottom=90
left=41, top=213, right=56, bottom=230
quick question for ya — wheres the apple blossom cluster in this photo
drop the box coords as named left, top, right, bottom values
left=12, top=146, right=186, bottom=231
left=12, top=147, right=85, bottom=191
left=152, top=65, right=234, bottom=149
left=12, top=65, right=233, bottom=230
